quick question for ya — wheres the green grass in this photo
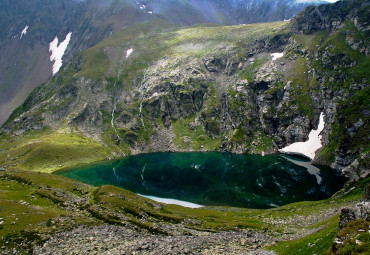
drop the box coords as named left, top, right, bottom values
left=239, top=57, right=269, bottom=82
left=250, top=131, right=273, bottom=154
left=166, top=22, right=285, bottom=48
left=332, top=87, right=369, bottom=153
left=269, top=215, right=339, bottom=255
left=172, top=115, right=222, bottom=150
left=231, top=125, right=246, bottom=143
left=292, top=30, right=329, bottom=53
left=305, top=20, right=370, bottom=163
left=78, top=20, right=286, bottom=83
left=230, top=128, right=273, bottom=154
left=327, top=219, right=370, bottom=255
left=316, top=140, right=338, bottom=165
left=78, top=19, right=177, bottom=80
left=288, top=56, right=314, bottom=120
left=0, top=131, right=112, bottom=173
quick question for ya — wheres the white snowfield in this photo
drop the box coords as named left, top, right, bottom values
left=139, top=194, right=204, bottom=208
left=271, top=52, right=284, bottom=61
left=126, top=48, right=134, bottom=58
left=49, top=32, right=72, bottom=75
left=279, top=112, right=325, bottom=160
left=20, top=25, right=29, bottom=39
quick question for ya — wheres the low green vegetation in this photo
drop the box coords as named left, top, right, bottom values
left=166, top=22, right=285, bottom=49
left=239, top=57, right=269, bottom=82
left=288, top=56, right=314, bottom=120
left=78, top=19, right=177, bottom=80
left=0, top=131, right=112, bottom=173
left=78, top=19, right=286, bottom=85
left=316, top=140, right=338, bottom=165
left=250, top=131, right=273, bottom=154
left=292, top=30, right=329, bottom=53
left=309, top=21, right=369, bottom=162
left=230, top=127, right=273, bottom=154
left=327, top=219, right=370, bottom=255
left=172, top=115, right=222, bottom=150
left=269, top=216, right=339, bottom=255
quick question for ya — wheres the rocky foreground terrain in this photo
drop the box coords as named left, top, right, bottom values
left=34, top=226, right=275, bottom=254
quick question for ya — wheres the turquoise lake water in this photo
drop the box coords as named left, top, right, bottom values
left=57, top=152, right=345, bottom=209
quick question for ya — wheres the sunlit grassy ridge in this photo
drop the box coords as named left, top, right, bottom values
left=0, top=131, right=112, bottom=173
left=79, top=19, right=286, bottom=82
left=78, top=19, right=178, bottom=80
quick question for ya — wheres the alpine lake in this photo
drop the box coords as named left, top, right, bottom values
left=56, top=152, right=345, bottom=209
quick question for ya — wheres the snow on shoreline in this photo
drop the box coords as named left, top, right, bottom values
left=20, top=25, right=29, bottom=39
left=271, top=52, right=284, bottom=61
left=126, top=48, right=134, bottom=58
left=279, top=112, right=325, bottom=160
left=49, top=32, right=72, bottom=75
left=138, top=194, right=204, bottom=208
left=283, top=156, right=322, bottom=184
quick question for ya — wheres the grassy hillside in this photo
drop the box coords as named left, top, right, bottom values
left=0, top=131, right=112, bottom=173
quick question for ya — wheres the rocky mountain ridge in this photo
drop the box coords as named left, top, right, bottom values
left=0, top=0, right=333, bottom=125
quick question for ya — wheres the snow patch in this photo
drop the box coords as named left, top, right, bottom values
left=279, top=112, right=325, bottom=160
left=271, top=52, right=284, bottom=61
left=20, top=25, right=29, bottom=39
left=139, top=194, right=203, bottom=208
left=126, top=48, right=133, bottom=58
left=49, top=32, right=72, bottom=75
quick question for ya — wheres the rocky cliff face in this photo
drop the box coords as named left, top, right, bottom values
left=1, top=0, right=369, bottom=176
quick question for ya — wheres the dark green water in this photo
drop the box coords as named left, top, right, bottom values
left=57, top=152, right=345, bottom=209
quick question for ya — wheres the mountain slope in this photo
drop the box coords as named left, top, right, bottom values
left=0, top=0, right=333, bottom=125
left=0, top=0, right=154, bottom=125
left=1, top=0, right=369, bottom=178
